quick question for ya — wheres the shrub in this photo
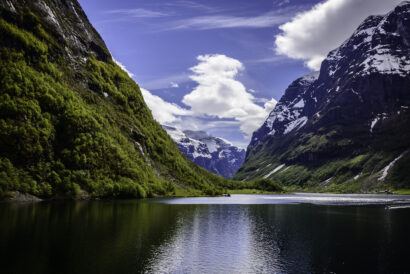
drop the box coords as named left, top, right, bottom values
left=252, top=178, right=284, bottom=192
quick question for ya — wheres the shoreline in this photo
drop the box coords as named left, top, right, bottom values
left=2, top=189, right=410, bottom=203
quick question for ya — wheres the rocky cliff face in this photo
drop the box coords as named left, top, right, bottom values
left=0, top=0, right=110, bottom=61
left=0, top=0, right=227, bottom=199
left=235, top=2, right=410, bottom=192
left=163, top=126, right=245, bottom=179
left=247, top=71, right=319, bottom=155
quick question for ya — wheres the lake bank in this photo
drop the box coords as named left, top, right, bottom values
left=2, top=188, right=410, bottom=203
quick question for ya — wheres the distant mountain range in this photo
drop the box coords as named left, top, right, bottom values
left=163, top=126, right=245, bottom=179
left=234, top=2, right=410, bottom=192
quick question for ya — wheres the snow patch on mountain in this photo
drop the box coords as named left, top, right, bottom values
left=264, top=164, right=285, bottom=179
left=284, top=116, right=308, bottom=135
left=4, top=0, right=16, bottom=13
left=361, top=52, right=410, bottom=76
left=325, top=4, right=410, bottom=78
left=294, top=99, right=305, bottom=108
left=241, top=2, right=410, bottom=188
left=163, top=125, right=245, bottom=178
left=370, top=117, right=380, bottom=132
left=378, top=151, right=409, bottom=181
left=165, top=126, right=187, bottom=141
left=301, top=71, right=320, bottom=83
left=264, top=72, right=318, bottom=134
left=370, top=113, right=389, bottom=132
left=205, top=140, right=218, bottom=153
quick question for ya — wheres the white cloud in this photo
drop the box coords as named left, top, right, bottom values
left=162, top=1, right=219, bottom=13
left=182, top=54, right=277, bottom=137
left=139, top=55, right=277, bottom=139
left=106, top=8, right=169, bottom=18
left=276, top=0, right=291, bottom=8
left=140, top=88, right=190, bottom=124
left=275, top=0, right=402, bottom=70
left=170, top=82, right=179, bottom=88
left=169, top=9, right=296, bottom=30
left=113, top=58, right=135, bottom=78
left=142, top=73, right=189, bottom=90
left=236, top=98, right=277, bottom=137
left=249, top=54, right=293, bottom=64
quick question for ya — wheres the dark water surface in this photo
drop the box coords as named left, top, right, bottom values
left=1, top=194, right=410, bottom=273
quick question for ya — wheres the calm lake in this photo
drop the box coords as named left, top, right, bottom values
left=1, top=194, right=410, bottom=273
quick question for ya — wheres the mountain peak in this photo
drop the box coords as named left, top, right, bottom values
left=301, top=71, right=320, bottom=83
left=163, top=126, right=245, bottom=179
left=398, top=1, right=410, bottom=7
left=247, top=71, right=320, bottom=153
left=322, top=2, right=410, bottom=79
left=236, top=3, right=410, bottom=190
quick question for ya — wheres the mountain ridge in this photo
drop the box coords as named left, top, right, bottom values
left=234, top=2, right=410, bottom=192
left=163, top=126, right=245, bottom=179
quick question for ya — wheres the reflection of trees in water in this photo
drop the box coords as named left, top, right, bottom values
left=1, top=202, right=409, bottom=273
left=247, top=205, right=408, bottom=273
left=246, top=204, right=371, bottom=273
left=247, top=205, right=315, bottom=273
left=0, top=201, right=182, bottom=274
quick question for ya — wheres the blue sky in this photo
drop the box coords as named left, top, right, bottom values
left=78, top=0, right=402, bottom=147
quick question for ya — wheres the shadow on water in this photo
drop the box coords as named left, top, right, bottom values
left=0, top=197, right=410, bottom=273
left=0, top=201, right=182, bottom=274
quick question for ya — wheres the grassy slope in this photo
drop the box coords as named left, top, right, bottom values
left=0, top=6, right=228, bottom=199
left=235, top=115, right=410, bottom=192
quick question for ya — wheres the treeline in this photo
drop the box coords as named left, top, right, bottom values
left=224, top=178, right=284, bottom=192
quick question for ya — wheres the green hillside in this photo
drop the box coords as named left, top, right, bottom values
left=0, top=0, right=228, bottom=199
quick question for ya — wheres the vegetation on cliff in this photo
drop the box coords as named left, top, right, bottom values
left=0, top=1, right=228, bottom=199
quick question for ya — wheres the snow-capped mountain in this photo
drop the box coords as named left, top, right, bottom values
left=247, top=71, right=319, bottom=153
left=163, top=126, right=245, bottom=179
left=236, top=2, right=410, bottom=191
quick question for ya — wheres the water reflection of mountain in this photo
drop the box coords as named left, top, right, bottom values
left=0, top=201, right=182, bottom=273
left=143, top=203, right=410, bottom=273
left=1, top=200, right=410, bottom=273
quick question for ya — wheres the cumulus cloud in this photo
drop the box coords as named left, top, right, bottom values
left=113, top=58, right=135, bottom=78
left=236, top=98, right=277, bottom=137
left=182, top=54, right=277, bottom=137
left=139, top=55, right=276, bottom=138
left=140, top=88, right=190, bottom=124
left=275, top=0, right=402, bottom=70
